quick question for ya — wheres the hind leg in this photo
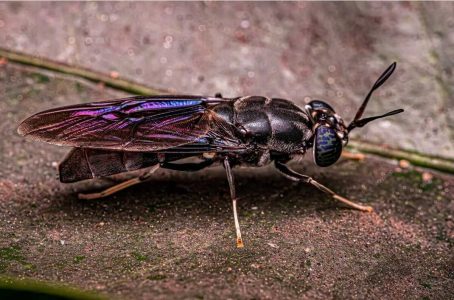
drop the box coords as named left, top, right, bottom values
left=78, top=165, right=159, bottom=200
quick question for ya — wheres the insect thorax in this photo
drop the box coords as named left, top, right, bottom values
left=212, top=96, right=313, bottom=156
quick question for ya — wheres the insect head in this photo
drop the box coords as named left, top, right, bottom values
left=305, top=62, right=404, bottom=167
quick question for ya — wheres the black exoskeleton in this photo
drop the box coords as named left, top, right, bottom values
left=18, top=63, right=404, bottom=248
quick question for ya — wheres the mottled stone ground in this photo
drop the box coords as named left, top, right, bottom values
left=0, top=63, right=453, bottom=299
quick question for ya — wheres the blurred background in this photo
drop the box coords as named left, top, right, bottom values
left=1, top=1, right=453, bottom=158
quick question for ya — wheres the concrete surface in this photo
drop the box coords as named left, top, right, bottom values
left=0, top=63, right=453, bottom=299
left=0, top=2, right=453, bottom=158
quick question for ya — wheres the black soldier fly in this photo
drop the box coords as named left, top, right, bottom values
left=18, top=62, right=403, bottom=248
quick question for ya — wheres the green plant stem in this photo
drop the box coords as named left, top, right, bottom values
left=348, top=141, right=454, bottom=174
left=0, top=47, right=166, bottom=95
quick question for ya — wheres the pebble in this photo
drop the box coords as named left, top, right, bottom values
left=110, top=71, right=119, bottom=79
left=422, top=172, right=433, bottom=182
left=267, top=242, right=278, bottom=248
left=399, top=160, right=410, bottom=169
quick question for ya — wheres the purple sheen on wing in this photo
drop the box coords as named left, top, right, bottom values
left=136, top=133, right=198, bottom=143
left=71, top=100, right=202, bottom=117
left=147, top=114, right=195, bottom=129
left=122, top=100, right=203, bottom=114
left=116, top=121, right=133, bottom=130
left=106, top=135, right=123, bottom=142
left=194, top=137, right=209, bottom=143
left=18, top=96, right=215, bottom=151
left=101, top=113, right=121, bottom=120
left=73, top=106, right=118, bottom=117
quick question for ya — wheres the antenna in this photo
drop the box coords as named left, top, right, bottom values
left=348, top=62, right=403, bottom=131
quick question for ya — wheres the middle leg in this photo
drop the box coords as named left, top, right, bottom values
left=223, top=158, right=244, bottom=248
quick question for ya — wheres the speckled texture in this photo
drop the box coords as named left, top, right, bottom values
left=0, top=2, right=453, bottom=157
left=1, top=63, right=453, bottom=299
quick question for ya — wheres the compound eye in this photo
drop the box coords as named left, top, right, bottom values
left=313, top=126, right=342, bottom=167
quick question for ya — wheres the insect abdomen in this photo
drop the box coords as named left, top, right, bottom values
left=59, top=148, right=159, bottom=183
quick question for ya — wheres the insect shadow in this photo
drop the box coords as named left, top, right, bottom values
left=53, top=165, right=360, bottom=224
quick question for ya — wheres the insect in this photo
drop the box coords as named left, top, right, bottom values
left=18, top=62, right=403, bottom=248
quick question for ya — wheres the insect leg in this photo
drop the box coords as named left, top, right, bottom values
left=223, top=158, right=244, bottom=248
left=78, top=165, right=159, bottom=200
left=274, top=161, right=373, bottom=212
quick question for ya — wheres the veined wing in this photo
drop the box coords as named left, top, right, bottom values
left=18, top=95, right=230, bottom=151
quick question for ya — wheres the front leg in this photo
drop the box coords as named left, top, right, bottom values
left=274, top=161, right=373, bottom=212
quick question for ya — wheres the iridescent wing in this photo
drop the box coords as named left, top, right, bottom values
left=18, top=95, right=234, bottom=152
